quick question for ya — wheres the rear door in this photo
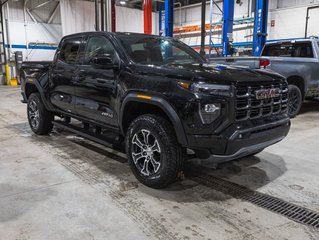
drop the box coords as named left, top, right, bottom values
left=293, top=41, right=319, bottom=94
left=49, top=36, right=82, bottom=114
left=73, top=34, right=120, bottom=127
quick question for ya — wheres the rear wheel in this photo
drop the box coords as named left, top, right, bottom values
left=27, top=93, right=54, bottom=135
left=288, top=85, right=302, bottom=118
left=126, top=114, right=184, bottom=189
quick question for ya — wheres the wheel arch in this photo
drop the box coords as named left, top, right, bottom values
left=24, top=80, right=54, bottom=111
left=120, top=93, right=188, bottom=146
left=287, top=75, right=306, bottom=99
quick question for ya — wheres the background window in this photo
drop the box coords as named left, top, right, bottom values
left=293, top=43, right=313, bottom=58
left=262, top=43, right=293, bottom=57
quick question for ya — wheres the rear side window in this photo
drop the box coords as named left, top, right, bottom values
left=58, top=37, right=81, bottom=64
left=262, top=43, right=293, bottom=57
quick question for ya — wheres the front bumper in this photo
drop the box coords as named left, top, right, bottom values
left=186, top=116, right=290, bottom=160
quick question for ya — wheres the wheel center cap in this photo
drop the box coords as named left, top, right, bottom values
left=145, top=148, right=152, bottom=156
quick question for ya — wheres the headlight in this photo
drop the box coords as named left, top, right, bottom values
left=191, top=83, right=232, bottom=97
left=199, top=103, right=221, bottom=124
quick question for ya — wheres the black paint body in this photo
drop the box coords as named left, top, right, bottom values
left=21, top=32, right=290, bottom=158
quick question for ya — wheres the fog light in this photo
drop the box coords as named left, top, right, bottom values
left=199, top=103, right=221, bottom=124
left=204, top=104, right=220, bottom=113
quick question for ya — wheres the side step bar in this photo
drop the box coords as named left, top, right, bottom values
left=52, top=120, right=124, bottom=152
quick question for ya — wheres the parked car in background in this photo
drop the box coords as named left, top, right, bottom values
left=212, top=37, right=319, bottom=118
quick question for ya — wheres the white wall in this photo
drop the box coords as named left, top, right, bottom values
left=6, top=21, right=62, bottom=61
left=3, top=0, right=62, bottom=61
left=60, top=0, right=96, bottom=36
left=116, top=6, right=159, bottom=35
left=268, top=5, right=319, bottom=39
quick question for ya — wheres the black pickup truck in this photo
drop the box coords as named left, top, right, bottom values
left=21, top=32, right=290, bottom=188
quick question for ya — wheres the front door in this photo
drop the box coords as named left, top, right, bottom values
left=74, top=35, right=119, bottom=127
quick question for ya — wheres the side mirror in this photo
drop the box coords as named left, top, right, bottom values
left=90, top=55, right=115, bottom=69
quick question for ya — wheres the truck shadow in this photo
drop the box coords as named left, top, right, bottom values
left=299, top=100, right=319, bottom=115
left=141, top=152, right=286, bottom=202
left=11, top=122, right=287, bottom=203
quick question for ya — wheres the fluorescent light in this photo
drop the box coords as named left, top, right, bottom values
left=119, top=1, right=126, bottom=5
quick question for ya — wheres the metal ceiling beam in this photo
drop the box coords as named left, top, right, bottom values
left=26, top=8, right=37, bottom=23
left=47, top=2, right=59, bottom=24
left=29, top=0, right=55, bottom=11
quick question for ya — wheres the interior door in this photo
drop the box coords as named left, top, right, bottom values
left=49, top=37, right=82, bottom=114
left=74, top=35, right=119, bottom=127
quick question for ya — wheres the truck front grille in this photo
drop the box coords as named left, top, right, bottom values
left=235, top=81, right=288, bottom=121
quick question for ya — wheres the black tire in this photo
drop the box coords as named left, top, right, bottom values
left=126, top=114, right=184, bottom=189
left=27, top=93, right=54, bottom=135
left=288, top=84, right=302, bottom=118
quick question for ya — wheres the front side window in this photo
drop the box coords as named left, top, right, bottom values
left=118, top=35, right=205, bottom=65
left=58, top=38, right=81, bottom=64
left=84, top=36, right=118, bottom=65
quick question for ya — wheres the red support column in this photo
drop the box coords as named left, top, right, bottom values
left=144, top=0, right=152, bottom=34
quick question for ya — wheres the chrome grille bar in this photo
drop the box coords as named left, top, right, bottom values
left=235, top=81, right=288, bottom=121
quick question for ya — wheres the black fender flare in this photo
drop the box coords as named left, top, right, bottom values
left=120, top=93, right=188, bottom=146
left=24, top=78, right=54, bottom=111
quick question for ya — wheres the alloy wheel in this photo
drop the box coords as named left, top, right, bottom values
left=28, top=100, right=40, bottom=129
left=131, top=129, right=161, bottom=176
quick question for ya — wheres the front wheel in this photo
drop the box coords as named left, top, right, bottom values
left=288, top=85, right=302, bottom=118
left=126, top=114, right=184, bottom=189
left=27, top=93, right=54, bottom=135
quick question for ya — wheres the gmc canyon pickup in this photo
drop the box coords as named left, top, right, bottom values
left=21, top=32, right=290, bottom=188
left=213, top=37, right=319, bottom=118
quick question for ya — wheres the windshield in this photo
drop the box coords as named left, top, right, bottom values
left=117, top=34, right=205, bottom=65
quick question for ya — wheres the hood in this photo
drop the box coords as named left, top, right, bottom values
left=129, top=62, right=285, bottom=85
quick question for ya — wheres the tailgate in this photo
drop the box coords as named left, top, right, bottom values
left=210, top=57, right=263, bottom=69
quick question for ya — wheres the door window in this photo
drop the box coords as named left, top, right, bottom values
left=262, top=43, right=293, bottom=57
left=84, top=36, right=118, bottom=65
left=293, top=42, right=313, bottom=58
left=262, top=42, right=314, bottom=58
left=58, top=38, right=81, bottom=64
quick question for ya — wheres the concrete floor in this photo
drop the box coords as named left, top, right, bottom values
left=0, top=86, right=319, bottom=240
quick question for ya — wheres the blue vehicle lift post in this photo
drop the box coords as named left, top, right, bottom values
left=222, top=0, right=235, bottom=56
left=165, top=0, right=174, bottom=37
left=158, top=3, right=163, bottom=36
left=253, top=0, right=269, bottom=56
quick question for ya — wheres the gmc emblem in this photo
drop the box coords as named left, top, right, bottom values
left=255, top=88, right=281, bottom=100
